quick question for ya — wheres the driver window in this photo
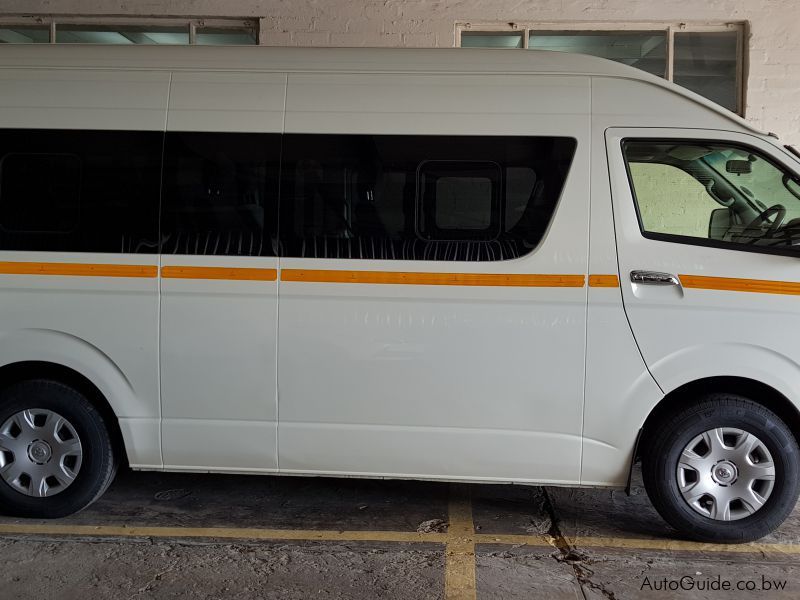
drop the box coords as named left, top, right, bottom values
left=628, top=163, right=721, bottom=238
left=623, top=140, right=800, bottom=252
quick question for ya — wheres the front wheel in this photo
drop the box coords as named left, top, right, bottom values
left=0, top=380, right=117, bottom=518
left=641, top=394, right=800, bottom=543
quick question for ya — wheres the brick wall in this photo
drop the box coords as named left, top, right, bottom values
left=2, top=0, right=799, bottom=144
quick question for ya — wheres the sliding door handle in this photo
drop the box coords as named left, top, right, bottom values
left=630, top=270, right=681, bottom=286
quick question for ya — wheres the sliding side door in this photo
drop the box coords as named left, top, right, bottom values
left=277, top=74, right=590, bottom=484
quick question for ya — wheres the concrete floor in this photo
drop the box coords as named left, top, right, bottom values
left=0, top=468, right=798, bottom=599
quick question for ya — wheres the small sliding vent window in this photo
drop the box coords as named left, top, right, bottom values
left=418, top=161, right=501, bottom=240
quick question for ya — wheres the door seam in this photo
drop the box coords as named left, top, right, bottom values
left=602, top=126, right=665, bottom=396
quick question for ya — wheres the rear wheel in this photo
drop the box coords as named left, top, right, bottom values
left=0, top=379, right=117, bottom=518
left=642, top=393, right=800, bottom=543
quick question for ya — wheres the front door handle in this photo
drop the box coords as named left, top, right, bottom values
left=630, top=270, right=681, bottom=286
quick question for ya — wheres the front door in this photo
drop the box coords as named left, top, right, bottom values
left=608, top=128, right=800, bottom=401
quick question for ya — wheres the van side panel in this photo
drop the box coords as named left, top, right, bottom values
left=278, top=74, right=591, bottom=484
left=284, top=73, right=588, bottom=135
left=591, top=76, right=744, bottom=132
left=0, top=70, right=168, bottom=469
left=167, top=71, right=286, bottom=133
left=581, top=82, right=664, bottom=485
left=159, top=72, right=285, bottom=472
left=0, top=69, right=169, bottom=131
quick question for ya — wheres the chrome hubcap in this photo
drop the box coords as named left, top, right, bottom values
left=677, top=427, right=776, bottom=521
left=0, top=409, right=83, bottom=497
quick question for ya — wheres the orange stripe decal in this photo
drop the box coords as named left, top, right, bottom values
left=588, top=274, right=620, bottom=288
left=281, top=269, right=585, bottom=288
left=161, top=266, right=277, bottom=281
left=680, top=274, right=800, bottom=296
left=0, top=261, right=157, bottom=278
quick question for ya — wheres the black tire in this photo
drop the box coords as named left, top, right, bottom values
left=0, top=379, right=117, bottom=518
left=642, top=393, right=800, bottom=543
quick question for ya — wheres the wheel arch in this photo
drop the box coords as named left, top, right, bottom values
left=0, top=360, right=128, bottom=466
left=637, top=376, right=800, bottom=461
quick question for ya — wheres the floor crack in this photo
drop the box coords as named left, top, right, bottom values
left=540, top=488, right=617, bottom=600
left=127, top=556, right=180, bottom=599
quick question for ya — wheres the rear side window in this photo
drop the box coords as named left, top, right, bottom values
left=0, top=129, right=162, bottom=253
left=0, top=153, right=81, bottom=233
left=279, top=135, right=576, bottom=261
left=161, top=132, right=281, bottom=256
left=623, top=140, right=800, bottom=255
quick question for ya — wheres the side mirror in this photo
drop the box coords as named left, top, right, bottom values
left=709, top=207, right=733, bottom=240
left=726, top=160, right=752, bottom=175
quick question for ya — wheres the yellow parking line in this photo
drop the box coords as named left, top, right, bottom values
left=569, top=535, right=800, bottom=555
left=1, top=522, right=798, bottom=556
left=0, top=523, right=447, bottom=544
left=444, top=485, right=477, bottom=600
left=474, top=533, right=551, bottom=546
left=473, top=532, right=800, bottom=555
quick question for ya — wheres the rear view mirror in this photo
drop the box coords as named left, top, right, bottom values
left=726, top=160, right=752, bottom=175
left=786, top=177, right=800, bottom=200
left=709, top=207, right=733, bottom=240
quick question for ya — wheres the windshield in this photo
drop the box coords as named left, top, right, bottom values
left=703, top=149, right=800, bottom=222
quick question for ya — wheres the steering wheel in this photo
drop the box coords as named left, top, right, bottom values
left=740, top=204, right=786, bottom=242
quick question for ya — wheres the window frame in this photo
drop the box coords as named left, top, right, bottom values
left=456, top=21, right=747, bottom=116
left=621, top=137, right=800, bottom=259
left=0, top=16, right=258, bottom=45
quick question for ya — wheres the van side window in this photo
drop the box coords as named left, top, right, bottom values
left=0, top=153, right=81, bottom=233
left=279, top=135, right=576, bottom=261
left=0, top=129, right=162, bottom=253
left=623, top=140, right=800, bottom=254
left=161, top=132, right=281, bottom=256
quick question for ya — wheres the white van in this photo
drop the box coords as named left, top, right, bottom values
left=0, top=45, right=799, bottom=543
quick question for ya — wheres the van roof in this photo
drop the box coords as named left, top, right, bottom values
left=0, top=45, right=764, bottom=136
